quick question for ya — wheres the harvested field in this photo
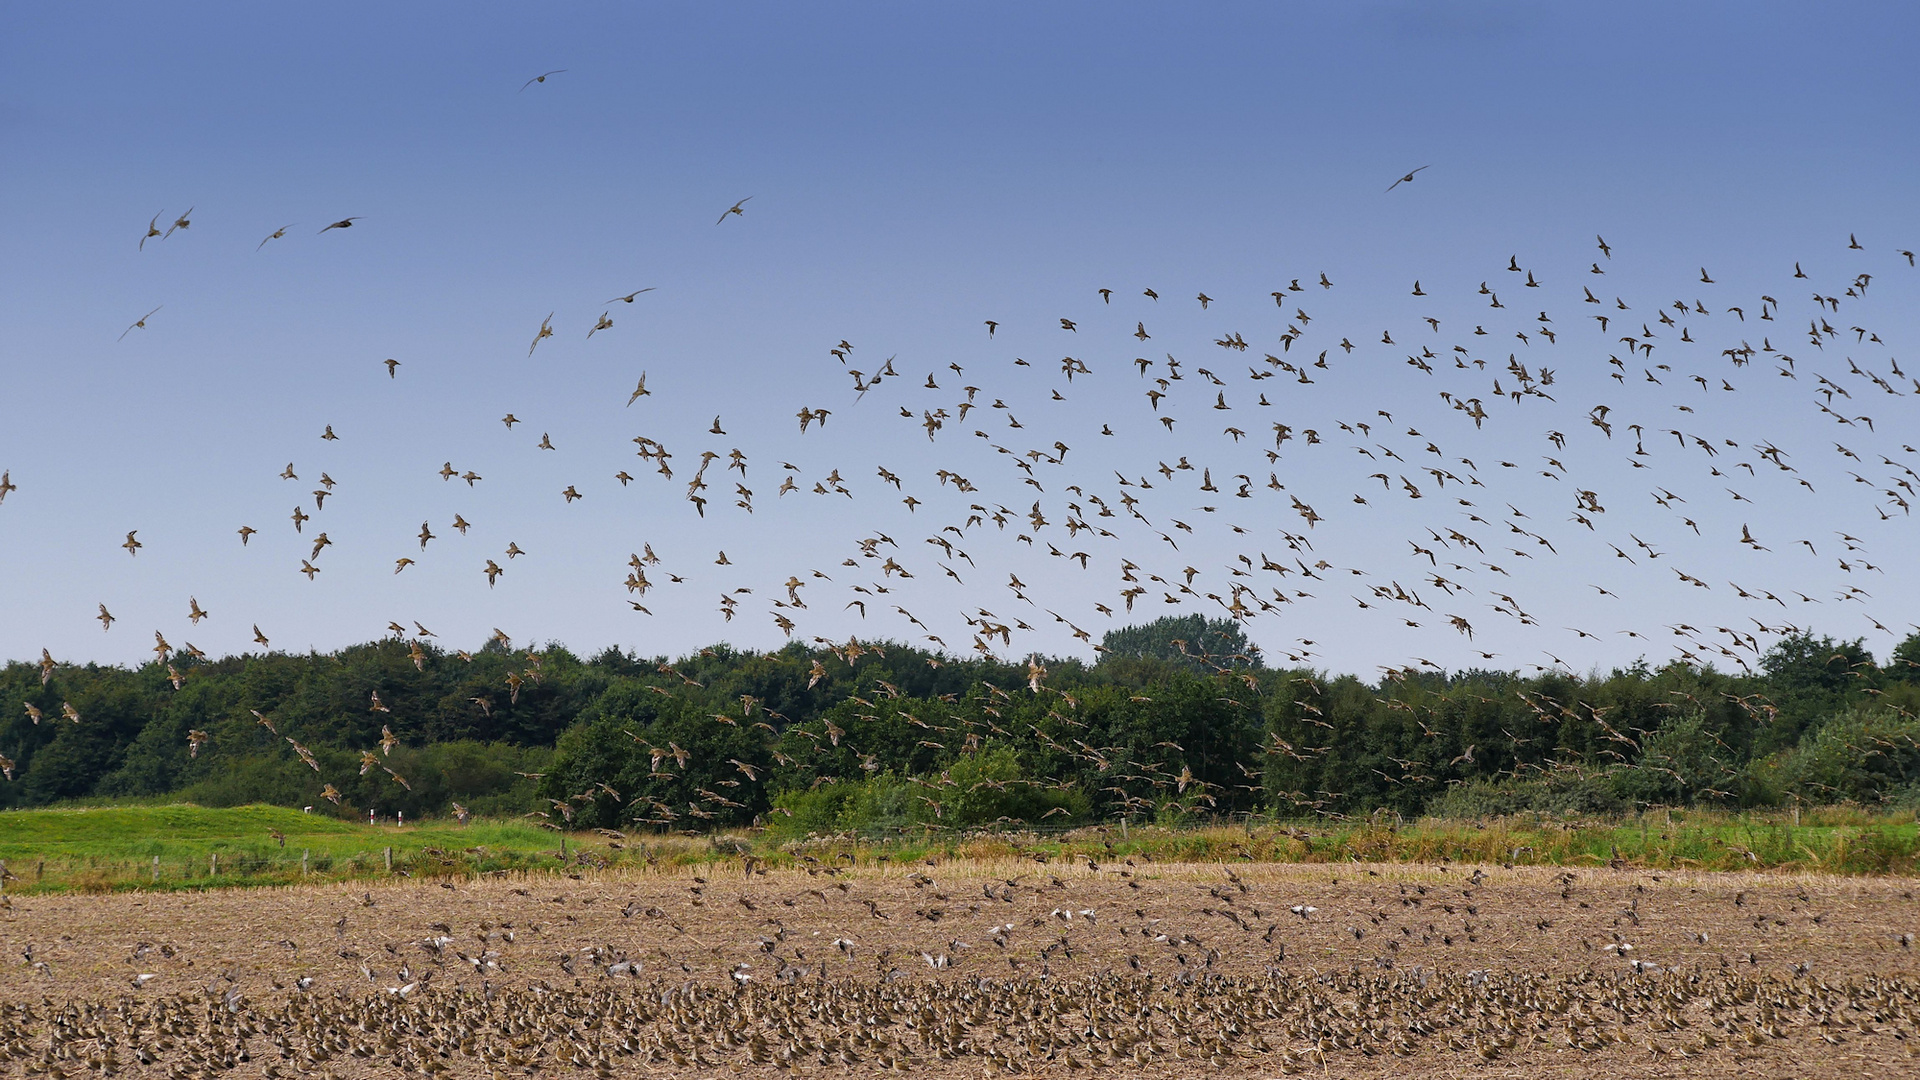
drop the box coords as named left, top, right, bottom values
left=2, top=860, right=1918, bottom=1077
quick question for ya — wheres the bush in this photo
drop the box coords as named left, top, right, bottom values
left=1612, top=710, right=1741, bottom=807
left=766, top=747, right=1088, bottom=840
left=1747, top=707, right=1920, bottom=805
left=1425, top=774, right=1626, bottom=819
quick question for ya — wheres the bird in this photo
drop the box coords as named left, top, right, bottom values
left=520, top=69, right=567, bottom=90
left=1386, top=165, right=1429, bottom=191
left=609, top=288, right=656, bottom=303
left=717, top=197, right=752, bottom=224
left=119, top=306, right=162, bottom=341
left=318, top=217, right=361, bottom=232
left=257, top=224, right=294, bottom=249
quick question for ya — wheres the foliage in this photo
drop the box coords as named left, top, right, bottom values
left=1098, top=614, right=1262, bottom=671
left=1748, top=707, right=1920, bottom=805
left=3, top=619, right=1920, bottom=827
left=1424, top=774, right=1627, bottom=819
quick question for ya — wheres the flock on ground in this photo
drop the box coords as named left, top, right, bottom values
left=3, top=861, right=1920, bottom=1076
left=3, top=71, right=1917, bottom=820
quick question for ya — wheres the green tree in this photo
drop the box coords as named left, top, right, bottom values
left=1099, top=615, right=1262, bottom=672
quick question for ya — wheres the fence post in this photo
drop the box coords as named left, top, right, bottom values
left=210, top=854, right=217, bottom=878
left=37, top=860, right=44, bottom=882
left=0, top=859, right=6, bottom=894
left=384, top=847, right=393, bottom=873
left=1120, top=819, right=1128, bottom=841
left=152, top=855, right=160, bottom=883
left=560, top=837, right=567, bottom=863
left=302, top=850, right=309, bottom=876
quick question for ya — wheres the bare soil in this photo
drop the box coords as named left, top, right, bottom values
left=2, top=859, right=1917, bottom=1077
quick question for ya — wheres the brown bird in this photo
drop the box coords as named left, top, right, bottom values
left=119, top=306, right=162, bottom=341
left=528, top=313, right=554, bottom=356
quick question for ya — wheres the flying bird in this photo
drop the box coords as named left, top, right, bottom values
left=119, top=306, right=162, bottom=341
left=1386, top=165, right=1429, bottom=191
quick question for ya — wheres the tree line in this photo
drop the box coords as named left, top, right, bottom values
left=3, top=614, right=1918, bottom=832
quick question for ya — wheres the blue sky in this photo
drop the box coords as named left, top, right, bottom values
left=2, top=2, right=1916, bottom=675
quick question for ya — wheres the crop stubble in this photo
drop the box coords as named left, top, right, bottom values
left=1, top=860, right=1917, bottom=1077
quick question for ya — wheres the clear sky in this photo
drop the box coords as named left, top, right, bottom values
left=2, top=2, right=1916, bottom=676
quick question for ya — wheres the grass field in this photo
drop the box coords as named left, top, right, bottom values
left=2, top=802, right=1918, bottom=894
left=0, top=804, right=579, bottom=892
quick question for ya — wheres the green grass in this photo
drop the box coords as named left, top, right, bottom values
left=757, top=812, right=1920, bottom=878
left=0, top=804, right=614, bottom=893
left=2, top=803, right=1917, bottom=895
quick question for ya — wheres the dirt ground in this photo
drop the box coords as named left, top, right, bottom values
left=2, top=858, right=1918, bottom=1078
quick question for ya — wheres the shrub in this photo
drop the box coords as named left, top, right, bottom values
left=1425, top=774, right=1626, bottom=819
left=1748, top=707, right=1920, bottom=805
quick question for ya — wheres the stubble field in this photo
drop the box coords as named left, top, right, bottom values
left=2, top=858, right=1918, bottom=1078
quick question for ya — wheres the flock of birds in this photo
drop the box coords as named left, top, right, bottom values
left=3, top=860, right=1918, bottom=1076
left=5, top=85, right=1919, bottom=817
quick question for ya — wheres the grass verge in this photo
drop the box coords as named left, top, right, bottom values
left=1, top=803, right=1915, bottom=895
